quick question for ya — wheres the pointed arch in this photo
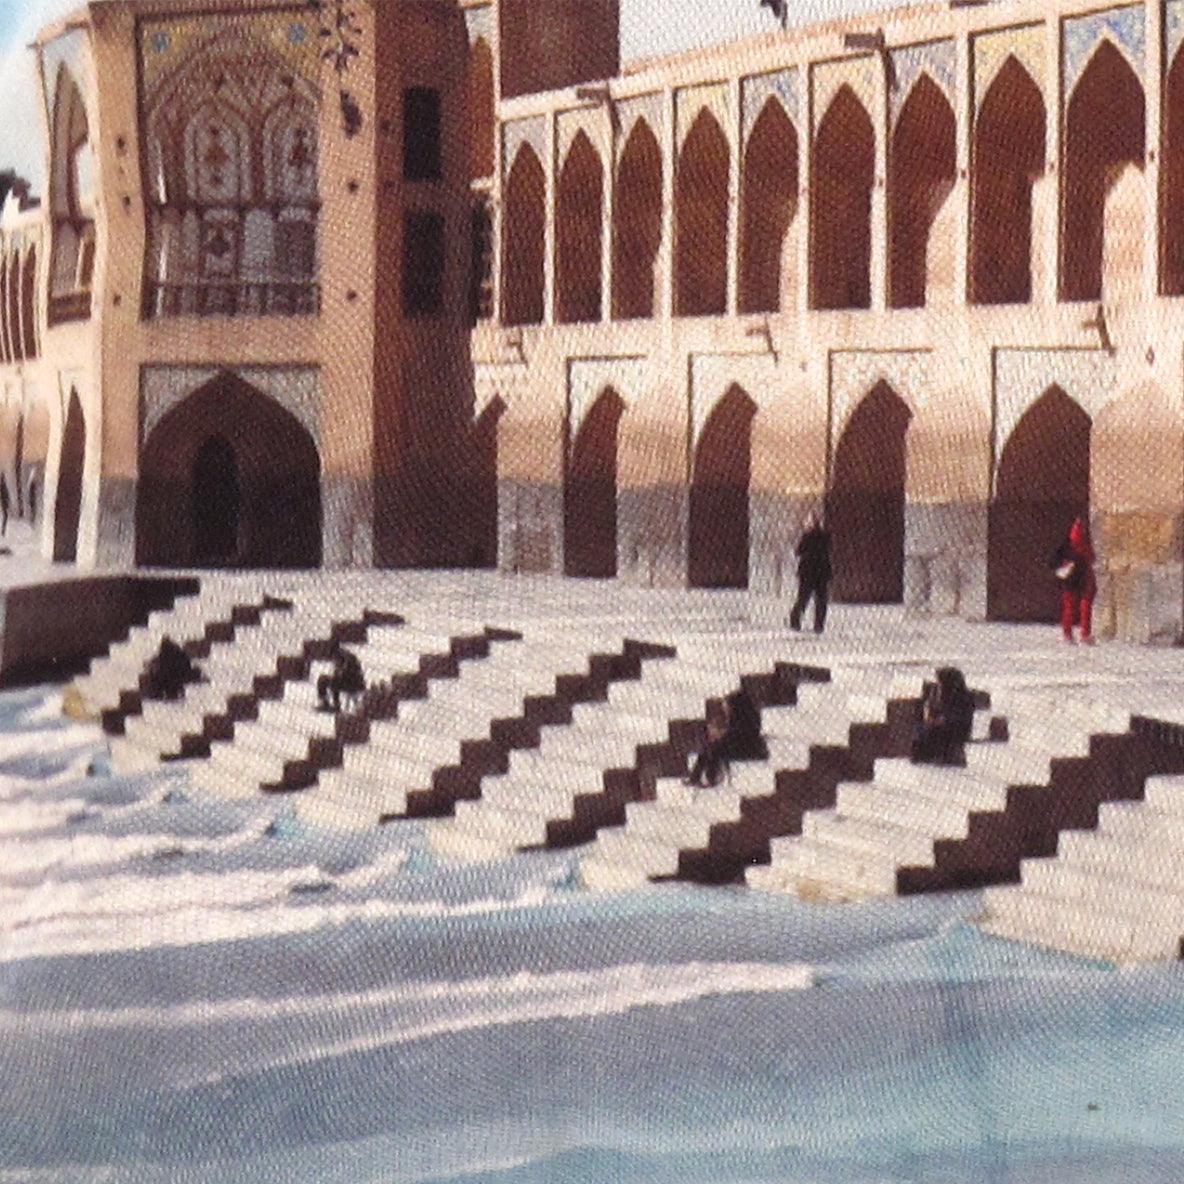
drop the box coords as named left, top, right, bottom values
left=556, top=131, right=604, bottom=324
left=469, top=37, right=495, bottom=181
left=501, top=143, right=546, bottom=325
left=1062, top=39, right=1145, bottom=302
left=1161, top=43, right=1184, bottom=294
left=740, top=98, right=799, bottom=314
left=469, top=397, right=503, bottom=569
left=6, top=254, right=23, bottom=363
left=53, top=390, right=86, bottom=564
left=48, top=65, right=93, bottom=323
left=971, top=56, right=1046, bottom=305
left=810, top=85, right=875, bottom=311
left=988, top=386, right=1092, bottom=621
left=826, top=382, right=912, bottom=603
left=612, top=119, right=663, bottom=320
left=565, top=387, right=624, bottom=578
left=675, top=109, right=730, bottom=317
left=888, top=74, right=956, bottom=309
left=689, top=385, right=756, bottom=589
left=137, top=373, right=322, bottom=569
left=20, top=247, right=37, bottom=359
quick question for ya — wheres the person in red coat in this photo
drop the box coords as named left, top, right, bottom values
left=1050, top=516, right=1097, bottom=645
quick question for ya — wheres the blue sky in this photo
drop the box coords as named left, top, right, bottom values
left=0, top=0, right=880, bottom=192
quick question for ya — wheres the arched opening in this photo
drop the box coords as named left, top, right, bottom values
left=48, top=65, right=94, bottom=324
left=192, top=435, right=241, bottom=565
left=689, top=385, right=756, bottom=589
left=6, top=255, right=22, bottom=362
left=612, top=119, right=663, bottom=320
left=988, top=386, right=1091, bottom=622
left=888, top=75, right=956, bottom=309
left=468, top=37, right=495, bottom=181
left=556, top=131, right=604, bottom=324
left=811, top=85, right=875, bottom=310
left=740, top=98, right=799, bottom=313
left=469, top=398, right=503, bottom=569
left=675, top=109, right=730, bottom=317
left=1161, top=46, right=1184, bottom=293
left=971, top=56, right=1046, bottom=305
left=565, top=387, right=624, bottom=578
left=137, top=372, right=322, bottom=569
left=826, top=381, right=912, bottom=603
left=20, top=248, right=37, bottom=358
left=501, top=144, right=546, bottom=325
left=52, top=389, right=85, bottom=563
left=1062, top=40, right=1145, bottom=302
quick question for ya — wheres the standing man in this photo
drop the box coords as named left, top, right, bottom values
left=790, top=512, right=832, bottom=634
left=0, top=474, right=10, bottom=538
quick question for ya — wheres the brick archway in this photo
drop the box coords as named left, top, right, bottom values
left=137, top=371, right=322, bottom=569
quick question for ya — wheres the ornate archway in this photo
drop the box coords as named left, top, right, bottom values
left=137, top=372, right=322, bottom=569
left=988, top=386, right=1091, bottom=622
left=502, top=144, right=546, bottom=325
left=556, top=131, right=604, bottom=324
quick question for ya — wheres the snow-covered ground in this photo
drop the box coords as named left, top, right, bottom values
left=1, top=671, right=1183, bottom=1183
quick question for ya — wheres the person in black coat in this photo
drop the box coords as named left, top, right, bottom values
left=685, top=688, right=769, bottom=788
left=790, top=513, right=832, bottom=634
left=318, top=643, right=365, bottom=713
left=0, top=474, right=10, bottom=538
left=910, top=667, right=975, bottom=766
left=144, top=636, right=200, bottom=702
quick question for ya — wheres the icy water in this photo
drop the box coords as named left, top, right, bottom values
left=1, top=687, right=1183, bottom=1183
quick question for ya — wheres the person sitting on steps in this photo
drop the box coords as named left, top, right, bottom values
left=910, top=666, right=975, bottom=767
left=144, top=636, right=201, bottom=702
left=685, top=688, right=769, bottom=788
left=318, top=642, right=365, bottom=713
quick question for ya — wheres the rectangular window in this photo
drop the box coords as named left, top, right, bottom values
left=403, top=211, right=445, bottom=317
left=469, top=198, right=494, bottom=323
left=403, top=87, right=442, bottom=182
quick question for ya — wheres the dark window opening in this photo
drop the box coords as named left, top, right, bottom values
left=404, top=210, right=445, bottom=317
left=404, top=87, right=442, bottom=182
left=469, top=199, right=494, bottom=323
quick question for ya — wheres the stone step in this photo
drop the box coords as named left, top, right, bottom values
left=1142, top=774, right=1184, bottom=816
left=978, top=887, right=1178, bottom=964
left=427, top=820, right=515, bottom=864
left=870, top=760, right=1011, bottom=814
left=1055, top=827, right=1183, bottom=888
left=833, top=780, right=982, bottom=840
left=451, top=799, right=548, bottom=849
left=590, top=828, right=680, bottom=878
left=800, top=810, right=935, bottom=867
left=756, top=835, right=899, bottom=900
left=579, top=856, right=652, bottom=892
left=1021, top=857, right=1184, bottom=924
